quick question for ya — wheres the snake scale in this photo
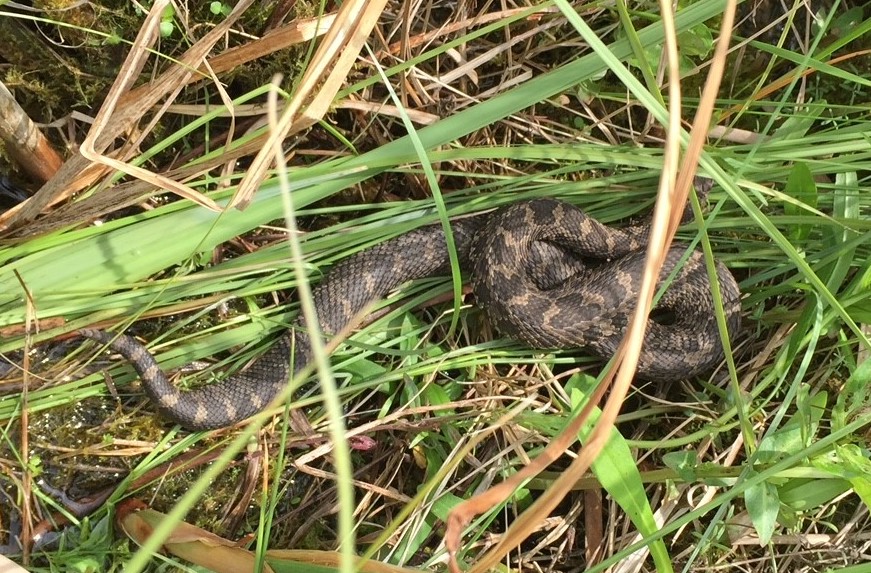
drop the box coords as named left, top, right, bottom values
left=79, top=198, right=741, bottom=431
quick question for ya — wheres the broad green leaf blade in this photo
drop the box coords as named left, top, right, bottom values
left=569, top=378, right=673, bottom=573
left=744, top=477, right=780, bottom=546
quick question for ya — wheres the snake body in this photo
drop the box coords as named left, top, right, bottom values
left=79, top=198, right=741, bottom=430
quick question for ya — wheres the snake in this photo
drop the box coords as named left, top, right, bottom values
left=79, top=197, right=742, bottom=431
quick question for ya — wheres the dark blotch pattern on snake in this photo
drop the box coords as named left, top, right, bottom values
left=79, top=198, right=742, bottom=430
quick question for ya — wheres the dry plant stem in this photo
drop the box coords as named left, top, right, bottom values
left=263, top=1, right=297, bottom=31
left=0, top=10, right=335, bottom=232
left=0, top=8, right=369, bottom=233
left=0, top=81, right=63, bottom=182
left=232, top=0, right=389, bottom=209
left=446, top=2, right=738, bottom=570
left=78, top=0, right=234, bottom=213
left=720, top=47, right=871, bottom=122
left=198, top=59, right=237, bottom=186
left=5, top=162, right=232, bottom=239
left=0, top=555, right=26, bottom=573
left=206, top=13, right=337, bottom=75
left=476, top=0, right=689, bottom=562
left=335, top=100, right=440, bottom=125
left=585, top=489, right=604, bottom=565
left=526, top=1, right=737, bottom=567
left=444, top=369, right=612, bottom=572
left=16, top=271, right=36, bottom=565
left=292, top=398, right=492, bottom=467
left=377, top=6, right=548, bottom=58
left=0, top=0, right=256, bottom=232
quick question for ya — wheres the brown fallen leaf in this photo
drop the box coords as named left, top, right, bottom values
left=118, top=501, right=275, bottom=573
left=117, top=501, right=423, bottom=573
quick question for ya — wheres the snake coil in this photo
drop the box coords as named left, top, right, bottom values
left=80, top=198, right=741, bottom=430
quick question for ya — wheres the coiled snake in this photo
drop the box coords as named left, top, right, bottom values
left=80, top=197, right=741, bottom=430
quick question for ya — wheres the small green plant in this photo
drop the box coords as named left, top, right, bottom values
left=210, top=2, right=232, bottom=17
left=159, top=4, right=175, bottom=37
